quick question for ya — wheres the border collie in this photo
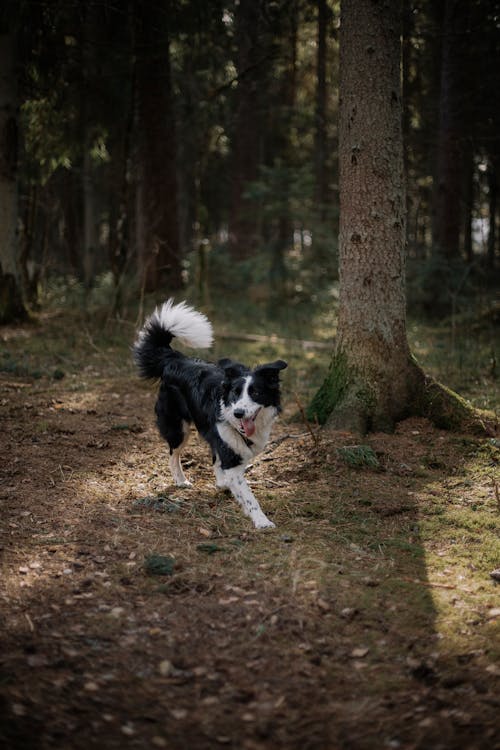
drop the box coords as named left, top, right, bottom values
left=134, top=300, right=287, bottom=529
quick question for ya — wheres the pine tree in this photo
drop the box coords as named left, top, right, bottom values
left=309, top=0, right=491, bottom=435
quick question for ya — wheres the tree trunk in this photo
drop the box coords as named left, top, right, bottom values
left=314, top=0, right=328, bottom=213
left=462, top=140, right=473, bottom=263
left=487, top=158, right=497, bottom=269
left=134, top=1, right=181, bottom=292
left=0, top=29, right=26, bottom=323
left=432, top=0, right=469, bottom=261
left=308, top=0, right=491, bottom=436
left=228, top=0, right=269, bottom=261
left=80, top=5, right=100, bottom=290
left=269, top=2, right=298, bottom=297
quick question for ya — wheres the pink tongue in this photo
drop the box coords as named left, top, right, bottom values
left=242, top=418, right=256, bottom=437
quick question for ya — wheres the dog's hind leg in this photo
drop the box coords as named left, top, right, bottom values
left=169, top=421, right=192, bottom=488
left=156, top=385, right=193, bottom=488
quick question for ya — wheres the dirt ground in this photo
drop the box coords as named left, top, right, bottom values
left=1, top=316, right=499, bottom=750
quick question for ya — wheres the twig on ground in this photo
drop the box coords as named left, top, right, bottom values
left=24, top=613, right=35, bottom=632
left=396, top=577, right=457, bottom=590
left=293, top=392, right=319, bottom=448
left=492, top=476, right=500, bottom=511
left=269, top=431, right=319, bottom=450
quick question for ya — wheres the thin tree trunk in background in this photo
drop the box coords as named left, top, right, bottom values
left=402, top=0, right=412, bottom=249
left=0, top=29, right=26, bottom=322
left=228, top=0, right=267, bottom=261
left=134, top=1, right=181, bottom=292
left=315, top=0, right=328, bottom=213
left=19, top=183, right=40, bottom=304
left=432, top=0, right=468, bottom=260
left=176, top=47, right=198, bottom=265
left=270, top=2, right=297, bottom=295
left=82, top=137, right=98, bottom=287
left=81, top=4, right=100, bottom=289
left=487, top=159, right=497, bottom=269
left=109, top=55, right=135, bottom=315
left=462, top=140, right=473, bottom=263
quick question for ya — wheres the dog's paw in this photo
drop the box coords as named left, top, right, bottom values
left=253, top=516, right=276, bottom=530
left=176, top=479, right=193, bottom=488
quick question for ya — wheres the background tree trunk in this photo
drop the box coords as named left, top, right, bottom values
left=80, top=4, right=99, bottom=290
left=314, top=0, right=416, bottom=433
left=228, top=0, right=269, bottom=261
left=134, top=1, right=181, bottom=293
left=269, top=2, right=298, bottom=296
left=314, top=0, right=328, bottom=214
left=432, top=0, right=469, bottom=261
left=0, top=29, right=26, bottom=322
left=487, top=158, right=497, bottom=269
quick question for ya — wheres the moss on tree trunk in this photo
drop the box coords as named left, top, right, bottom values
left=309, top=351, right=495, bottom=436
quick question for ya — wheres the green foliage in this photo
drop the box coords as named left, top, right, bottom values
left=144, top=555, right=175, bottom=577
left=21, top=96, right=75, bottom=185
left=0, top=352, right=42, bottom=379
left=337, top=445, right=380, bottom=469
left=196, top=543, right=225, bottom=555
left=407, top=254, right=488, bottom=318
left=134, top=496, right=182, bottom=514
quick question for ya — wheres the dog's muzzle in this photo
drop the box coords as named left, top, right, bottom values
left=234, top=408, right=261, bottom=437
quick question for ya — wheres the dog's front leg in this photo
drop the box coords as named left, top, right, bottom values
left=220, top=466, right=275, bottom=529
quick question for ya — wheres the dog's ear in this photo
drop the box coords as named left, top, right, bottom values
left=254, top=360, right=288, bottom=380
left=218, top=358, right=247, bottom=381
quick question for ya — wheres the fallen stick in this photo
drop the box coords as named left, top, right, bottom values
left=218, top=331, right=332, bottom=351
left=397, top=577, right=457, bottom=590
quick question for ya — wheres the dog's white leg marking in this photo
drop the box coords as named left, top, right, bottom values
left=169, top=422, right=192, bottom=488
left=169, top=449, right=192, bottom=487
left=221, top=466, right=275, bottom=529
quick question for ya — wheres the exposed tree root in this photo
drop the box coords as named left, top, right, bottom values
left=308, top=353, right=497, bottom=437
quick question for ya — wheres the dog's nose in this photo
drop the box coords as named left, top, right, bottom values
left=233, top=409, right=245, bottom=419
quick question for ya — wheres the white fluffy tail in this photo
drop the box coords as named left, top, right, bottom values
left=149, top=299, right=213, bottom=349
left=134, top=299, right=213, bottom=379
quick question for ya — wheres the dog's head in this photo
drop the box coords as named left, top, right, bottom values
left=219, top=358, right=288, bottom=439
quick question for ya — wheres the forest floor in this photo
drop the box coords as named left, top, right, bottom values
left=1, top=305, right=499, bottom=750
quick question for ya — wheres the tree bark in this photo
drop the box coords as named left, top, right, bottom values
left=314, top=0, right=328, bottom=214
left=0, top=29, right=26, bottom=322
left=269, top=2, right=298, bottom=297
left=134, top=1, right=181, bottom=292
left=80, top=4, right=100, bottom=290
left=308, top=0, right=492, bottom=436
left=487, top=158, right=497, bottom=270
left=432, top=0, right=469, bottom=261
left=228, top=0, right=269, bottom=261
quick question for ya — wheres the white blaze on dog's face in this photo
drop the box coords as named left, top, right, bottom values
left=220, top=360, right=288, bottom=439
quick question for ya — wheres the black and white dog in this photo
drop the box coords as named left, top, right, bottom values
left=134, top=300, right=287, bottom=529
